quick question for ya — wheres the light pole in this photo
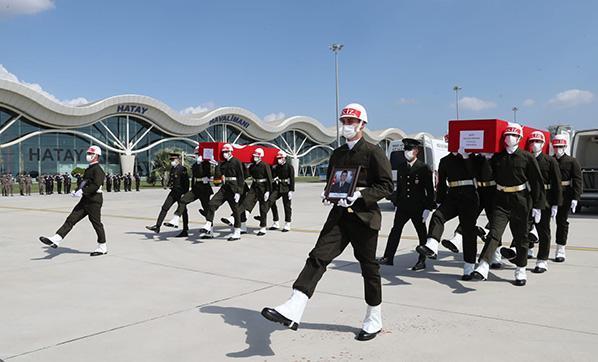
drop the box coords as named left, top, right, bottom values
left=512, top=107, right=518, bottom=122
left=453, top=86, right=462, bottom=119
left=330, top=43, right=343, bottom=147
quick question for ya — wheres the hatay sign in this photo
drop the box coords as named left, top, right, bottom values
left=116, top=104, right=149, bottom=115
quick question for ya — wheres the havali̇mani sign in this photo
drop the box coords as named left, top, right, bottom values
left=29, top=148, right=86, bottom=162
left=208, top=115, right=250, bottom=129
left=116, top=104, right=149, bottom=115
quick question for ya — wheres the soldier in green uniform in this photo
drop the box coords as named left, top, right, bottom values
left=552, top=134, right=583, bottom=263
left=377, top=138, right=435, bottom=270
left=39, top=146, right=108, bottom=256
left=473, top=123, right=545, bottom=286
left=261, top=103, right=393, bottom=341
left=145, top=153, right=190, bottom=235
left=199, top=143, right=246, bottom=241
left=416, top=145, right=480, bottom=280
left=164, top=146, right=216, bottom=237
left=266, top=150, right=295, bottom=232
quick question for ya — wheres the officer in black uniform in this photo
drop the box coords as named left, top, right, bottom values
left=200, top=143, right=246, bottom=241
left=55, top=174, right=63, bottom=194
left=416, top=144, right=480, bottom=280
left=267, top=150, right=295, bottom=232
left=64, top=173, right=72, bottom=194
left=552, top=134, right=583, bottom=263
left=164, top=146, right=216, bottom=237
left=39, top=146, right=108, bottom=256
left=243, top=148, right=272, bottom=236
left=145, top=153, right=190, bottom=235
left=377, top=138, right=435, bottom=270
left=134, top=173, right=141, bottom=191
left=262, top=103, right=393, bottom=342
left=106, top=173, right=112, bottom=192
left=523, top=131, right=562, bottom=273
left=473, top=123, right=545, bottom=286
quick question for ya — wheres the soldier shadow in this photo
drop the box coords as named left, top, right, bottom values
left=31, top=246, right=89, bottom=260
left=199, top=305, right=360, bottom=358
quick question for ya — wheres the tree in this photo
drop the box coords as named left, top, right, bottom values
left=149, top=148, right=192, bottom=185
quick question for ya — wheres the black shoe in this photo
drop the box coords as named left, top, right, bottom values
left=461, top=274, right=473, bottom=281
left=356, top=329, right=380, bottom=341
left=416, top=245, right=437, bottom=259
left=163, top=222, right=178, bottom=229
left=490, top=263, right=502, bottom=270
left=471, top=271, right=486, bottom=281
left=514, top=279, right=527, bottom=286
left=261, top=308, right=298, bottom=330
left=145, top=225, right=160, bottom=234
left=90, top=251, right=107, bottom=257
left=221, top=217, right=233, bottom=226
left=411, top=260, right=426, bottom=271
left=532, top=266, right=546, bottom=274
left=281, top=229, right=289, bottom=233
left=554, top=257, right=565, bottom=263
left=256, top=232, right=266, bottom=236
left=527, top=253, right=534, bottom=259
left=376, top=256, right=394, bottom=266
left=175, top=230, right=188, bottom=238
left=440, top=239, right=459, bottom=253
left=268, top=226, right=279, bottom=231
left=253, top=216, right=261, bottom=222
left=198, top=209, right=206, bottom=217
left=199, top=230, right=213, bottom=239
left=476, top=226, right=487, bottom=238
left=39, top=236, right=58, bottom=248
left=500, top=247, right=517, bottom=260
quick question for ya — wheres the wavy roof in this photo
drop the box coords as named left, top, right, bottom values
left=0, top=79, right=406, bottom=144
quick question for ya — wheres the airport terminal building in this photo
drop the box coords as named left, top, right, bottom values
left=0, top=79, right=406, bottom=177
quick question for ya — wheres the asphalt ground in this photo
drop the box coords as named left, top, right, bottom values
left=1, top=183, right=597, bottom=361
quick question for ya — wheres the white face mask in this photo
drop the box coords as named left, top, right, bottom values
left=170, top=160, right=178, bottom=167
left=404, top=150, right=415, bottom=161
left=504, top=135, right=520, bottom=147
left=222, top=152, right=232, bottom=160
left=530, top=143, right=543, bottom=153
left=555, top=147, right=565, bottom=158
left=253, top=156, right=260, bottom=163
left=340, top=121, right=362, bottom=140
left=86, top=154, right=95, bottom=163
left=277, top=158, right=285, bottom=165
left=196, top=156, right=202, bottom=164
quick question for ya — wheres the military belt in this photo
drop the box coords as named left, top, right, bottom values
left=544, top=184, right=551, bottom=190
left=280, top=178, right=291, bottom=183
left=476, top=180, right=496, bottom=187
left=448, top=180, right=475, bottom=187
left=561, top=180, right=571, bottom=186
left=254, top=178, right=268, bottom=183
left=496, top=183, right=527, bottom=192
left=224, top=177, right=237, bottom=181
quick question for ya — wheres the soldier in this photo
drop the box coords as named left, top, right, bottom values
left=25, top=174, right=32, bottom=196
left=242, top=148, right=272, bottom=236
left=106, top=173, right=112, bottom=192
left=55, top=174, right=63, bottom=194
left=38, top=175, right=45, bottom=195
left=266, top=150, right=295, bottom=232
left=75, top=173, right=82, bottom=189
left=416, top=144, right=480, bottom=280
left=1, top=174, right=6, bottom=196
left=145, top=154, right=190, bottom=235
left=199, top=143, right=245, bottom=241
left=47, top=174, right=54, bottom=194
left=552, top=134, right=582, bottom=263
left=514, top=131, right=562, bottom=273
left=377, top=138, right=435, bottom=270
left=472, top=123, right=545, bottom=286
left=64, top=173, right=72, bottom=194
left=164, top=147, right=216, bottom=238
left=18, top=173, right=25, bottom=196
left=261, top=103, right=393, bottom=341
left=8, top=173, right=14, bottom=196
left=134, top=173, right=141, bottom=191
left=39, top=146, right=108, bottom=256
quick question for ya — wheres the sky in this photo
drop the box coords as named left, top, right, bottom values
left=0, top=0, right=597, bottom=136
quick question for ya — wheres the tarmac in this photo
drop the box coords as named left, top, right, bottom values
left=1, top=183, right=597, bottom=362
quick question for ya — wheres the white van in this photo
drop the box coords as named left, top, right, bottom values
left=572, top=129, right=598, bottom=210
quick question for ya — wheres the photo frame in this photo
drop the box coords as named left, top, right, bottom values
left=324, top=166, right=361, bottom=203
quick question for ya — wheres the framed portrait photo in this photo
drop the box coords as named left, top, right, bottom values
left=324, top=166, right=361, bottom=203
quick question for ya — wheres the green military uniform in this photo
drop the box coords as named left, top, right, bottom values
left=555, top=154, right=582, bottom=247
left=293, top=138, right=393, bottom=307
left=56, top=163, right=106, bottom=244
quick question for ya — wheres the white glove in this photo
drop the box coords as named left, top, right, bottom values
left=264, top=191, right=270, bottom=202
left=458, top=145, right=469, bottom=159
left=288, top=191, right=293, bottom=200
left=551, top=205, right=558, bottom=219
left=234, top=193, right=240, bottom=203
left=571, top=200, right=578, bottom=213
left=422, top=209, right=431, bottom=223
left=532, top=208, right=541, bottom=224
left=71, top=189, right=83, bottom=198
left=321, top=191, right=332, bottom=206
left=338, top=191, right=362, bottom=208
left=202, top=177, right=209, bottom=183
